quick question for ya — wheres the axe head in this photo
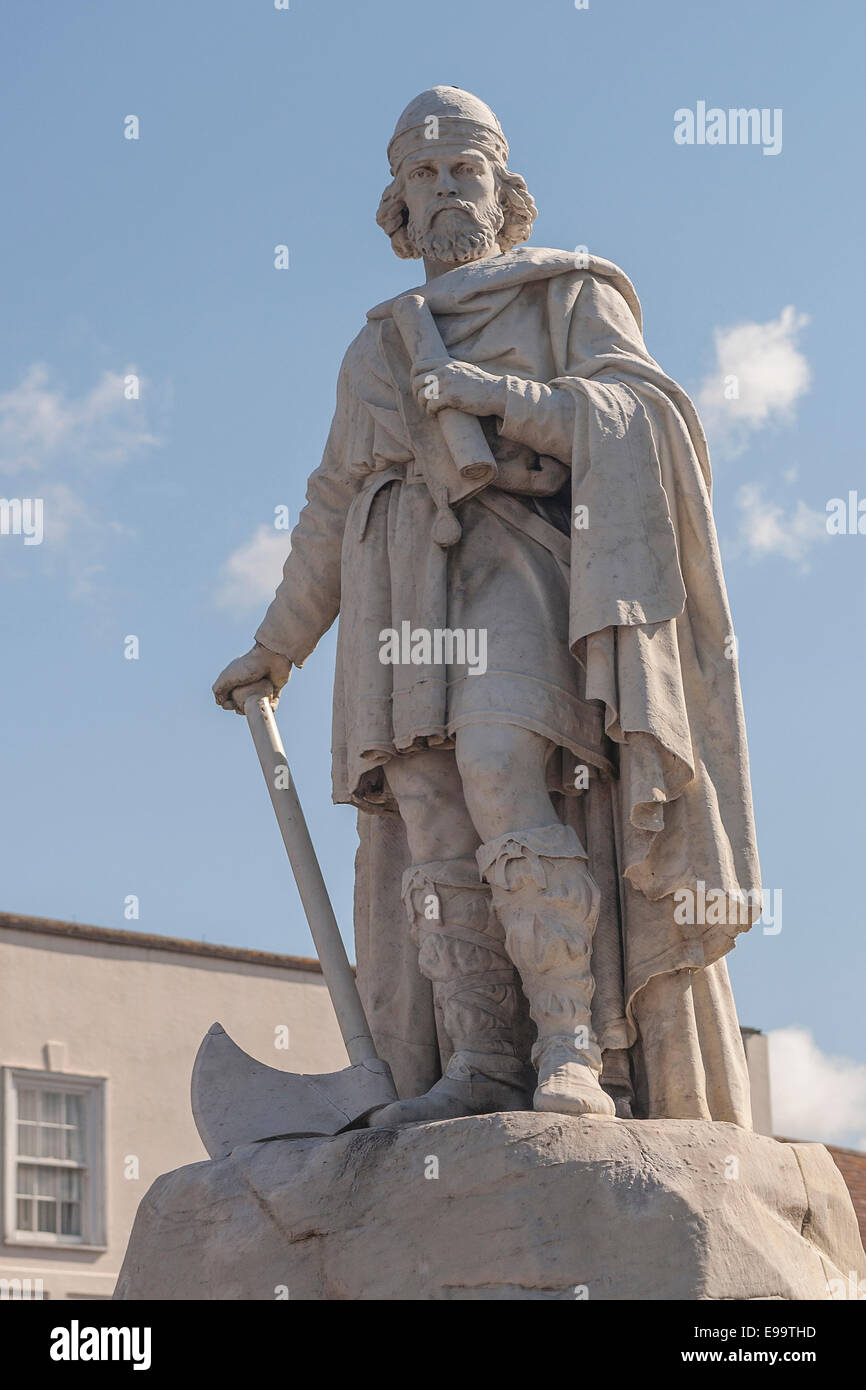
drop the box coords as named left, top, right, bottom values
left=191, top=1023, right=398, bottom=1159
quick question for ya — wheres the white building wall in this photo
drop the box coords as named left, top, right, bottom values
left=0, top=920, right=346, bottom=1299
left=741, top=1028, right=774, bottom=1136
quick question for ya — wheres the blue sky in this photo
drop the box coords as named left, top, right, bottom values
left=2, top=1, right=864, bottom=1145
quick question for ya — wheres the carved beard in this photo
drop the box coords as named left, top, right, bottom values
left=405, top=198, right=505, bottom=265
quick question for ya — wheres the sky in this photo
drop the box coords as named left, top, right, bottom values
left=1, top=0, right=864, bottom=1147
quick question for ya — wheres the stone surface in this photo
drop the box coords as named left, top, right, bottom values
left=115, top=1114, right=865, bottom=1301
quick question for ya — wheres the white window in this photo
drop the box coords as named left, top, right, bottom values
left=3, top=1070, right=106, bottom=1248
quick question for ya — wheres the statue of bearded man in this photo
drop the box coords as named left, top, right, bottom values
left=213, top=87, right=762, bottom=1129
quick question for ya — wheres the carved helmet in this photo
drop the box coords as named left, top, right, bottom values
left=387, top=85, right=509, bottom=176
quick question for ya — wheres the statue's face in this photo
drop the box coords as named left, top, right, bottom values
left=400, top=147, right=504, bottom=265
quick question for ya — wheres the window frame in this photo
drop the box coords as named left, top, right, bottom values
left=2, top=1068, right=107, bottom=1250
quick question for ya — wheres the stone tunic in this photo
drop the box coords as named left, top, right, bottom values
left=333, top=459, right=614, bottom=813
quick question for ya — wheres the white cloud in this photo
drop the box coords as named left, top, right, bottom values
left=37, top=483, right=134, bottom=596
left=0, top=363, right=159, bottom=593
left=768, top=1027, right=866, bottom=1150
left=216, top=524, right=289, bottom=612
left=0, top=364, right=158, bottom=474
left=698, top=306, right=811, bottom=449
left=734, top=482, right=828, bottom=569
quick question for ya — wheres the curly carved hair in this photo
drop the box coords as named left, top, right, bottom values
left=376, top=162, right=537, bottom=260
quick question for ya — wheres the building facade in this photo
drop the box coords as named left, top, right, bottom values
left=0, top=912, right=346, bottom=1300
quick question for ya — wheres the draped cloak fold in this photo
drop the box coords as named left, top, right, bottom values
left=256, top=247, right=762, bottom=1124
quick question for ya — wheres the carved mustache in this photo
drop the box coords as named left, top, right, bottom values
left=422, top=199, right=481, bottom=229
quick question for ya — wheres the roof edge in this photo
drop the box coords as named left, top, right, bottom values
left=0, top=911, right=325, bottom=975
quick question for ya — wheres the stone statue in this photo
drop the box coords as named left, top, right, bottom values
left=116, top=87, right=865, bottom=1305
left=213, top=86, right=762, bottom=1131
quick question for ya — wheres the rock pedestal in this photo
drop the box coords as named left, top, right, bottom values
left=115, top=1114, right=865, bottom=1301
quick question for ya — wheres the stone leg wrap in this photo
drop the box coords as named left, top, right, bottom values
left=477, top=823, right=616, bottom=1118
left=401, top=857, right=528, bottom=1082
left=366, top=858, right=533, bottom=1126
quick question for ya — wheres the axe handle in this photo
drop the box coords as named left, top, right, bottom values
left=242, top=689, right=379, bottom=1067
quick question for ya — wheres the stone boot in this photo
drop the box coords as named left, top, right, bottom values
left=369, top=857, right=534, bottom=1127
left=478, top=824, right=616, bottom=1118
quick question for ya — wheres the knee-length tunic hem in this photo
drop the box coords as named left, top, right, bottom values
left=331, top=479, right=612, bottom=812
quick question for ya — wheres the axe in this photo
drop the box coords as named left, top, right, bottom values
left=191, top=682, right=397, bottom=1159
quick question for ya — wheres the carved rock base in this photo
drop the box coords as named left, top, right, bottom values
left=115, top=1114, right=865, bottom=1301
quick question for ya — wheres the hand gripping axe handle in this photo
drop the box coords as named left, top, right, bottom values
left=190, top=681, right=397, bottom=1159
